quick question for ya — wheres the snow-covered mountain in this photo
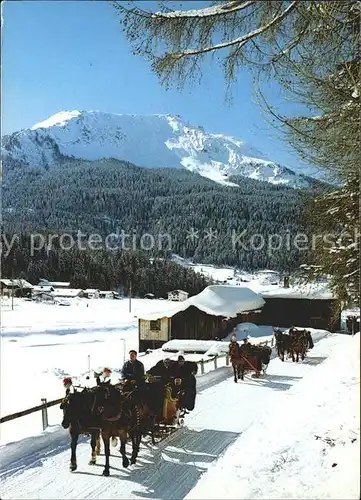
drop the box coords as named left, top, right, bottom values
left=2, top=110, right=317, bottom=189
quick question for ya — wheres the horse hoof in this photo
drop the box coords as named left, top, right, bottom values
left=123, top=458, right=129, bottom=468
left=89, top=459, right=96, bottom=465
left=69, top=464, right=77, bottom=472
left=102, top=469, right=110, bottom=477
left=130, top=457, right=136, bottom=465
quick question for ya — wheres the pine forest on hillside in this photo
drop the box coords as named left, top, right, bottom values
left=2, top=158, right=318, bottom=276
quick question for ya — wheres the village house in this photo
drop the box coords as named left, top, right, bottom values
left=99, top=290, right=118, bottom=299
left=167, top=289, right=189, bottom=302
left=51, top=288, right=84, bottom=299
left=138, top=285, right=265, bottom=351
left=34, top=292, right=54, bottom=303
left=33, top=285, right=55, bottom=294
left=83, top=289, right=100, bottom=299
left=0, top=279, right=34, bottom=298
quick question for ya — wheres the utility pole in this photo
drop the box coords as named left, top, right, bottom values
left=11, top=270, right=14, bottom=311
left=120, top=338, right=126, bottom=364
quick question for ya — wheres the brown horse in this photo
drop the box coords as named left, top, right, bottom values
left=288, top=329, right=313, bottom=362
left=228, top=342, right=263, bottom=382
left=97, top=388, right=152, bottom=475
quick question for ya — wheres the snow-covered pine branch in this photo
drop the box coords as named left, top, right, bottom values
left=151, top=1, right=256, bottom=20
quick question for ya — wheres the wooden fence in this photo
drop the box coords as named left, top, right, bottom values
left=0, top=354, right=229, bottom=431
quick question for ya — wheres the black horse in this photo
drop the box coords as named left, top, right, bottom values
left=273, top=330, right=292, bottom=361
left=60, top=389, right=101, bottom=472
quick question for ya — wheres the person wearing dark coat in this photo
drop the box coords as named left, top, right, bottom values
left=146, top=358, right=174, bottom=416
left=352, top=315, right=359, bottom=335
left=121, top=350, right=145, bottom=387
left=147, top=358, right=174, bottom=379
left=346, top=316, right=353, bottom=334
left=174, top=355, right=197, bottom=411
left=239, top=337, right=252, bottom=353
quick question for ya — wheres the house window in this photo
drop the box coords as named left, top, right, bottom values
left=150, top=320, right=161, bottom=331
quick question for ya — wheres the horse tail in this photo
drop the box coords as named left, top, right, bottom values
left=308, top=331, right=314, bottom=349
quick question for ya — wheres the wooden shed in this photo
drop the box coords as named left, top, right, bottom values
left=138, top=285, right=265, bottom=351
left=255, top=296, right=339, bottom=331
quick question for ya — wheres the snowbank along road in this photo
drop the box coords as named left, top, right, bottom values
left=1, top=331, right=359, bottom=500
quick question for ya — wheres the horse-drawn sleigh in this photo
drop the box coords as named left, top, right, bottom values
left=60, top=373, right=188, bottom=476
left=228, top=339, right=272, bottom=383
left=273, top=327, right=314, bottom=362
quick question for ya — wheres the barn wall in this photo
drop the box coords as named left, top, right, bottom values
left=170, top=306, right=227, bottom=340
left=254, top=298, right=339, bottom=331
left=1, top=287, right=32, bottom=298
left=138, top=317, right=170, bottom=352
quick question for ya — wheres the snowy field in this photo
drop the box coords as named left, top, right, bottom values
left=170, top=254, right=334, bottom=299
left=0, top=331, right=359, bottom=499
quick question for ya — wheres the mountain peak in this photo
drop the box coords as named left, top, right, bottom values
left=31, top=110, right=83, bottom=130
left=3, top=110, right=317, bottom=189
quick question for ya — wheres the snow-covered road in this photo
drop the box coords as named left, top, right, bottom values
left=1, top=332, right=359, bottom=500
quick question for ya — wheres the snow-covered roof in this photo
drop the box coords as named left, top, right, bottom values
left=139, top=285, right=265, bottom=320
left=33, top=285, right=54, bottom=293
left=341, top=307, right=360, bottom=318
left=51, top=289, right=83, bottom=297
left=261, top=282, right=334, bottom=300
left=0, top=279, right=33, bottom=288
left=39, top=279, right=70, bottom=287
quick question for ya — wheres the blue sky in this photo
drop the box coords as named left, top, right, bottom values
left=2, top=0, right=312, bottom=172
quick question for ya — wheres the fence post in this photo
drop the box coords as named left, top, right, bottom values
left=41, top=398, right=48, bottom=430
left=214, top=355, right=218, bottom=369
left=200, top=360, right=204, bottom=375
left=226, top=354, right=229, bottom=366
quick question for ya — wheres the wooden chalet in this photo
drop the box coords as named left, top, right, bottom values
left=167, top=289, right=189, bottom=302
left=138, top=285, right=265, bottom=351
left=83, top=289, right=100, bottom=299
left=0, top=279, right=33, bottom=298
